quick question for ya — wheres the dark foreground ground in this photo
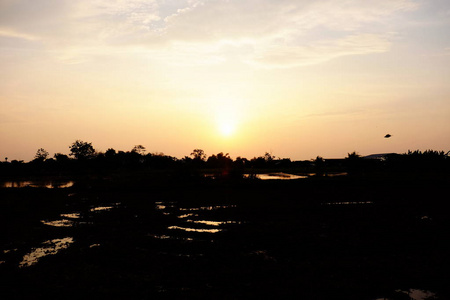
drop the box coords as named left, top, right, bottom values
left=1, top=173, right=449, bottom=299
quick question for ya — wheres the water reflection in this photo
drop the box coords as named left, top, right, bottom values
left=149, top=234, right=194, bottom=241
left=376, top=289, right=437, bottom=300
left=326, top=172, right=348, bottom=177
left=1, top=181, right=33, bottom=188
left=0, top=180, right=74, bottom=188
left=186, top=220, right=241, bottom=226
left=242, top=172, right=348, bottom=180
left=3, top=249, right=17, bottom=254
left=397, top=289, right=436, bottom=300
left=179, top=205, right=237, bottom=211
left=244, top=173, right=308, bottom=180
left=60, top=213, right=81, bottom=219
left=156, top=204, right=166, bottom=210
left=41, top=219, right=75, bottom=227
left=168, top=226, right=222, bottom=233
left=19, top=237, right=74, bottom=267
left=89, top=204, right=120, bottom=212
left=178, top=213, right=198, bottom=219
left=323, top=201, right=373, bottom=205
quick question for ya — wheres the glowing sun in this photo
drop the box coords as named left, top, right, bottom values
left=218, top=121, right=236, bottom=137
left=210, top=96, right=243, bottom=138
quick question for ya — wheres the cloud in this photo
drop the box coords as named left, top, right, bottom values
left=0, top=0, right=420, bottom=67
left=244, top=34, right=391, bottom=69
left=0, top=28, right=39, bottom=40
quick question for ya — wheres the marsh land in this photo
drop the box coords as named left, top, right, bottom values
left=1, top=169, right=449, bottom=300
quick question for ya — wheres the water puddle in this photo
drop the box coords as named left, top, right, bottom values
left=1, top=181, right=33, bottom=188
left=396, top=289, right=437, bottom=300
left=155, top=202, right=177, bottom=214
left=178, top=213, right=198, bottom=219
left=89, top=203, right=120, bottom=212
left=1, top=180, right=74, bottom=188
left=158, top=252, right=204, bottom=258
left=48, top=182, right=74, bottom=188
left=19, top=237, right=74, bottom=267
left=156, top=204, right=167, bottom=210
left=179, top=205, right=237, bottom=211
left=250, top=250, right=277, bottom=261
left=168, top=226, right=222, bottom=233
left=3, top=249, right=18, bottom=254
left=60, top=213, right=81, bottom=219
left=41, top=219, right=75, bottom=227
left=186, top=220, right=241, bottom=226
left=244, top=173, right=308, bottom=180
left=323, top=201, right=373, bottom=205
left=325, top=172, right=348, bottom=177
left=376, top=289, right=437, bottom=300
left=41, top=207, right=113, bottom=227
left=149, top=234, right=194, bottom=241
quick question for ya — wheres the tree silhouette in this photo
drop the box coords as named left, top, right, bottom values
left=34, top=148, right=49, bottom=161
left=191, top=149, right=206, bottom=161
left=207, top=152, right=233, bottom=169
left=132, top=145, right=146, bottom=155
left=346, top=152, right=363, bottom=173
left=264, top=152, right=275, bottom=162
left=105, top=148, right=117, bottom=158
left=54, top=153, right=69, bottom=162
left=314, top=156, right=325, bottom=175
left=69, top=140, right=96, bottom=160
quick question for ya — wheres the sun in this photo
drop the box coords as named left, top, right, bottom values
left=208, top=94, right=245, bottom=138
left=218, top=121, right=236, bottom=137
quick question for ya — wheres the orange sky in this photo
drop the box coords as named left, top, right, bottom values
left=1, top=0, right=450, bottom=161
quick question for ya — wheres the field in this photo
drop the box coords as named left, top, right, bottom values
left=1, top=173, right=449, bottom=299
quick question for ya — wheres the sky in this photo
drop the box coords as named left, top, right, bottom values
left=1, top=0, right=450, bottom=161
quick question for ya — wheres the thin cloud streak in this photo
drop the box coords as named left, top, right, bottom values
left=0, top=0, right=420, bottom=67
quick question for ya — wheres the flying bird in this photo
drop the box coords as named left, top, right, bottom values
left=384, top=134, right=392, bottom=138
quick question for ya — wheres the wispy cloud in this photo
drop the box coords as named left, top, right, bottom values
left=0, top=28, right=39, bottom=40
left=0, top=0, right=420, bottom=67
left=245, top=34, right=391, bottom=69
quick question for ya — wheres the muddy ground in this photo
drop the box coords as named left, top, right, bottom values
left=1, top=174, right=449, bottom=299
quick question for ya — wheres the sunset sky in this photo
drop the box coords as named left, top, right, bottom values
left=1, top=0, right=449, bottom=161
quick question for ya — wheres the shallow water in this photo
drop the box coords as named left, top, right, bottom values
left=322, top=201, right=373, bottom=205
left=243, top=172, right=348, bottom=180
left=2, top=181, right=446, bottom=299
left=90, top=206, right=114, bottom=212
left=149, top=234, right=194, bottom=241
left=186, top=220, right=242, bottom=226
left=179, top=205, right=237, bottom=211
left=168, top=226, right=222, bottom=233
left=19, top=237, right=74, bottom=268
left=375, top=288, right=437, bottom=300
left=60, top=213, right=81, bottom=219
left=178, top=213, right=198, bottom=219
left=244, top=172, right=308, bottom=180
left=0, top=180, right=74, bottom=188
left=154, top=201, right=242, bottom=237
left=89, top=203, right=120, bottom=212
left=41, top=219, right=75, bottom=227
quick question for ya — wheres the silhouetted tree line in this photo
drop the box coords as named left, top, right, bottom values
left=341, top=150, right=450, bottom=175
left=0, top=140, right=449, bottom=178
